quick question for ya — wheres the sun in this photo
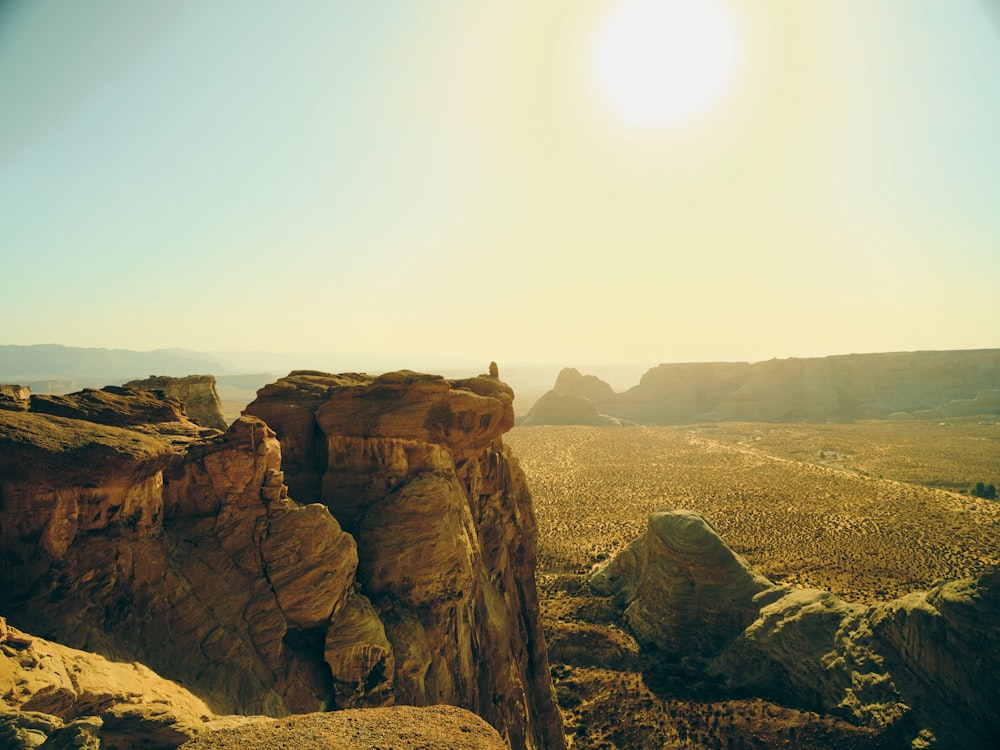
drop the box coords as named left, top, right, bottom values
left=597, top=0, right=736, bottom=127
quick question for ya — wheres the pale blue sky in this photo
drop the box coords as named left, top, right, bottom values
left=1, top=1, right=998, bottom=371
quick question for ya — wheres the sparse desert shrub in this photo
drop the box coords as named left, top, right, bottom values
left=972, top=482, right=997, bottom=500
left=556, top=684, right=584, bottom=710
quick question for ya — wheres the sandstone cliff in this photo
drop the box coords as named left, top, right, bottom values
left=0, top=394, right=363, bottom=716
left=1, top=372, right=565, bottom=749
left=125, top=374, right=229, bottom=430
left=522, top=349, right=1000, bottom=425
left=592, top=509, right=1000, bottom=749
left=244, top=370, right=565, bottom=750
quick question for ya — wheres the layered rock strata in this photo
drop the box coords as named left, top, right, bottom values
left=125, top=374, right=229, bottom=430
left=524, top=349, right=1000, bottom=425
left=0, top=391, right=367, bottom=716
left=1, top=371, right=565, bottom=749
left=245, top=369, right=565, bottom=750
left=593, top=509, right=1000, bottom=749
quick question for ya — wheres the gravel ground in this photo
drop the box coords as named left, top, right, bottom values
left=178, top=705, right=508, bottom=750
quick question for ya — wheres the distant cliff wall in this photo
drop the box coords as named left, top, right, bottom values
left=522, top=349, right=1000, bottom=425
left=125, top=374, right=229, bottom=430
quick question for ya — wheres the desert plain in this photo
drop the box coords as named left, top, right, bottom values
left=506, top=419, right=1000, bottom=749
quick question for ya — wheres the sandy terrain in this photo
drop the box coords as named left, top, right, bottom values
left=506, top=420, right=1000, bottom=749
left=508, top=421, right=1000, bottom=603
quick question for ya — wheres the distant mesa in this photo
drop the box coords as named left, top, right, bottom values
left=125, top=374, right=229, bottom=431
left=521, top=350, right=1000, bottom=425
left=592, top=509, right=1000, bottom=749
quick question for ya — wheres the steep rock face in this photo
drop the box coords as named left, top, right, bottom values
left=595, top=509, right=1000, bottom=748
left=125, top=375, right=229, bottom=431
left=245, top=370, right=565, bottom=750
left=523, top=349, right=1000, bottom=425
left=0, top=390, right=379, bottom=717
left=617, top=362, right=754, bottom=423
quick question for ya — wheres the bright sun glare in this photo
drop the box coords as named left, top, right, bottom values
left=597, top=0, right=736, bottom=127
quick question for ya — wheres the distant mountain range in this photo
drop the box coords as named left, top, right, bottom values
left=0, top=344, right=241, bottom=381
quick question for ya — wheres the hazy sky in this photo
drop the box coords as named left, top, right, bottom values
left=2, top=1, right=999, bottom=371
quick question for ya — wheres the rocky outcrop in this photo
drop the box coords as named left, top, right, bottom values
left=0, top=615, right=223, bottom=748
left=1, top=371, right=565, bottom=749
left=245, top=369, right=565, bottom=750
left=0, top=384, right=31, bottom=408
left=522, top=349, right=1000, bottom=425
left=0, top=389, right=390, bottom=716
left=590, top=510, right=773, bottom=656
left=0, top=393, right=367, bottom=716
left=553, top=368, right=616, bottom=403
left=125, top=374, right=229, bottom=430
left=593, top=509, right=1000, bottom=748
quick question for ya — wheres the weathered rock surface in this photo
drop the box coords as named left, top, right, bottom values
left=245, top=369, right=565, bottom=750
left=1, top=371, right=565, bottom=749
left=594, top=509, right=1000, bottom=748
left=523, top=349, right=1000, bottom=425
left=25, top=384, right=194, bottom=427
left=0, top=389, right=375, bottom=717
left=0, top=384, right=31, bottom=408
left=590, top=510, right=773, bottom=656
left=0, top=616, right=222, bottom=749
left=0, top=619, right=507, bottom=750
left=125, top=374, right=229, bottom=430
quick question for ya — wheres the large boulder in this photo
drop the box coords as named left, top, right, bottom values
left=590, top=509, right=773, bottom=656
left=593, top=508, right=1000, bottom=748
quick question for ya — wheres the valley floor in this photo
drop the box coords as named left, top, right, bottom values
left=507, top=420, right=1000, bottom=749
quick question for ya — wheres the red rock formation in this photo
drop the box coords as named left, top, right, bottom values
left=245, top=370, right=565, bottom=750
left=1, top=372, right=566, bottom=749
left=0, top=390, right=376, bottom=717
